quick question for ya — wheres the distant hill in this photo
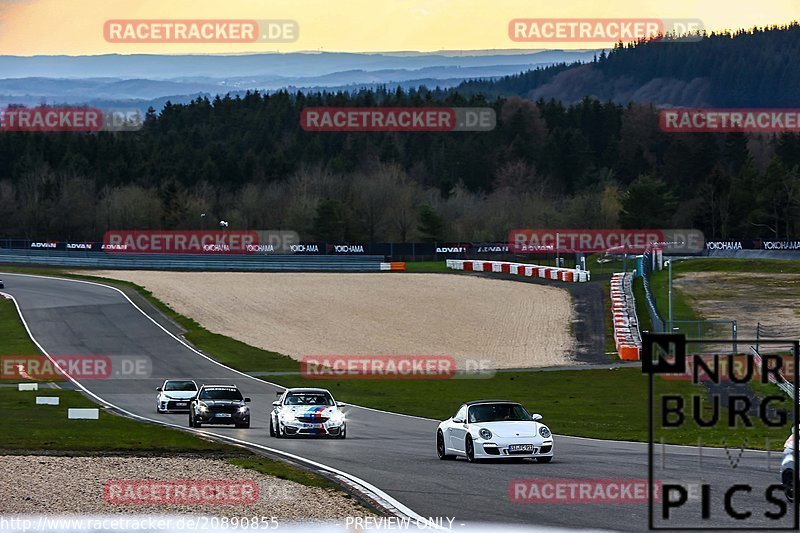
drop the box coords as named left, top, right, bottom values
left=455, top=24, right=800, bottom=107
left=0, top=50, right=599, bottom=109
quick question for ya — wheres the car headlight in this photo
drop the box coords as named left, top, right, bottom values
left=328, top=412, right=345, bottom=424
left=198, top=403, right=208, bottom=413
left=539, top=426, right=551, bottom=438
left=478, top=428, right=492, bottom=440
left=238, top=405, right=249, bottom=413
left=281, top=412, right=296, bottom=422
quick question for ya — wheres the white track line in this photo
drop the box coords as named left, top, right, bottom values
left=0, top=279, right=444, bottom=529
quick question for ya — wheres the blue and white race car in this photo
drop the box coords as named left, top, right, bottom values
left=270, top=388, right=347, bottom=439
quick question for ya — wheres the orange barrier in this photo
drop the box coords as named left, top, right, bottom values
left=610, top=272, right=641, bottom=361
left=619, top=345, right=640, bottom=361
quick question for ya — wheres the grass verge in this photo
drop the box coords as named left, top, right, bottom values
left=1, top=388, right=232, bottom=452
left=0, top=297, right=43, bottom=383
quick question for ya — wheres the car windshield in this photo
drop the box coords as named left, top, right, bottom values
left=285, top=393, right=333, bottom=406
left=164, top=381, right=196, bottom=392
left=468, top=403, right=530, bottom=423
left=199, top=388, right=243, bottom=401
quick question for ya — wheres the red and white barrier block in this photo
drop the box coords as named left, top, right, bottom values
left=611, top=272, right=641, bottom=361
left=380, top=262, right=406, bottom=271
left=445, top=260, right=589, bottom=282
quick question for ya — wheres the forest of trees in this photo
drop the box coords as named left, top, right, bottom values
left=0, top=25, right=799, bottom=243
left=456, top=23, right=800, bottom=107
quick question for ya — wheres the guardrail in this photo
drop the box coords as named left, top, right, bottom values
left=640, top=250, right=665, bottom=332
left=445, top=259, right=589, bottom=282
left=611, top=272, right=641, bottom=361
left=0, top=249, right=405, bottom=272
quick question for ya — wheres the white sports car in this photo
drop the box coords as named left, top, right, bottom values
left=270, top=388, right=347, bottom=438
left=436, top=400, right=553, bottom=462
left=782, top=429, right=797, bottom=502
left=156, top=379, right=198, bottom=413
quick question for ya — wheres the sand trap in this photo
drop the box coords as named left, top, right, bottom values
left=88, top=271, right=576, bottom=369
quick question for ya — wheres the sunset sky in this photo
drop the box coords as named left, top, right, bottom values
left=0, top=0, right=797, bottom=55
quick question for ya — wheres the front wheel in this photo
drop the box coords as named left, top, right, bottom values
left=437, top=431, right=454, bottom=460
left=465, top=435, right=477, bottom=463
left=236, top=421, right=250, bottom=429
left=269, top=417, right=276, bottom=437
left=337, top=424, right=347, bottom=439
left=783, top=469, right=794, bottom=502
left=188, top=412, right=194, bottom=427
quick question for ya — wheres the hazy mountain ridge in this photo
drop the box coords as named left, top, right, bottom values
left=0, top=50, right=598, bottom=109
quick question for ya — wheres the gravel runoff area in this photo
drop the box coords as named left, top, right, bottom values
left=673, top=271, right=800, bottom=345
left=86, top=271, right=576, bottom=369
left=0, top=456, right=370, bottom=519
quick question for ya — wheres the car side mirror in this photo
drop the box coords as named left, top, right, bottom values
left=156, top=387, right=162, bottom=392
left=272, top=401, right=280, bottom=407
left=244, top=397, right=251, bottom=403
left=453, top=418, right=463, bottom=424
left=336, top=402, right=346, bottom=407
left=276, top=391, right=283, bottom=397
left=531, top=414, right=542, bottom=421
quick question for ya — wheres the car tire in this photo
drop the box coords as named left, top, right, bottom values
left=437, top=431, right=454, bottom=460
left=465, top=435, right=477, bottom=463
left=338, top=424, right=347, bottom=439
left=269, top=417, right=276, bottom=437
left=783, top=469, right=794, bottom=502
left=236, top=421, right=250, bottom=429
left=536, top=456, right=553, bottom=463
left=188, top=413, right=195, bottom=427
left=275, top=421, right=283, bottom=438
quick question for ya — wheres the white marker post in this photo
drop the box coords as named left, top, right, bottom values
left=36, top=397, right=60, bottom=405
left=68, top=408, right=99, bottom=420
left=18, top=383, right=38, bottom=391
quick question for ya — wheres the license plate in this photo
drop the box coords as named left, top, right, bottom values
left=509, top=444, right=534, bottom=452
left=303, top=423, right=323, bottom=428
left=214, top=413, right=232, bottom=418
left=175, top=402, right=187, bottom=407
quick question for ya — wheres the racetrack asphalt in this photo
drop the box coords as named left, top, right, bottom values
left=2, top=272, right=796, bottom=531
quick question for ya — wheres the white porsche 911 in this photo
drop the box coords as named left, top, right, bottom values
left=270, top=388, right=347, bottom=438
left=436, top=400, right=553, bottom=462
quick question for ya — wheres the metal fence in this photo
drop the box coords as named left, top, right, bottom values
left=0, top=248, right=390, bottom=272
